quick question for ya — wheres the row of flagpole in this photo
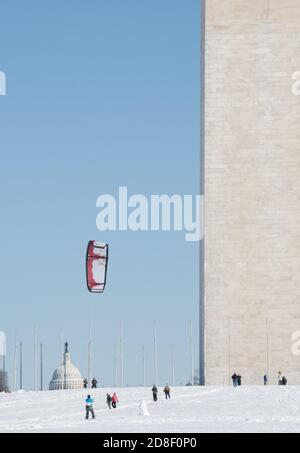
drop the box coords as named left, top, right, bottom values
left=9, top=320, right=196, bottom=391
left=12, top=334, right=44, bottom=392
left=113, top=320, right=195, bottom=388
left=85, top=320, right=195, bottom=388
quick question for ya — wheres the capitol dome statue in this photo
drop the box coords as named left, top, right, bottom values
left=49, top=342, right=83, bottom=390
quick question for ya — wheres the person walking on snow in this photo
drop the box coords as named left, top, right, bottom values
left=237, top=375, right=242, bottom=386
left=85, top=395, right=95, bottom=419
left=91, top=378, right=98, bottom=389
left=231, top=373, right=238, bottom=387
left=264, top=374, right=268, bottom=386
left=83, top=378, right=88, bottom=389
left=106, top=393, right=112, bottom=410
left=163, top=385, right=171, bottom=399
left=152, top=385, right=158, bottom=402
left=111, top=393, right=119, bottom=408
left=278, top=371, right=283, bottom=385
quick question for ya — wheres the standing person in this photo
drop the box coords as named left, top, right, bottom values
left=163, top=385, right=171, bottom=399
left=152, top=385, right=158, bottom=402
left=85, top=395, right=95, bottom=420
left=106, top=393, right=112, bottom=410
left=264, top=374, right=268, bottom=386
left=237, top=374, right=242, bottom=386
left=278, top=371, right=283, bottom=385
left=112, top=392, right=119, bottom=408
left=282, top=376, right=287, bottom=386
left=83, top=378, right=88, bottom=389
left=91, top=378, right=98, bottom=389
left=231, top=373, right=238, bottom=387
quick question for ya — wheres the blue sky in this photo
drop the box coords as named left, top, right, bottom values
left=0, top=0, right=200, bottom=389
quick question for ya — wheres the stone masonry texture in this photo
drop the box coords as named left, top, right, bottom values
left=204, top=0, right=300, bottom=385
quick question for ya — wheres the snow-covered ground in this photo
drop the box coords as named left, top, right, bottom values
left=1, top=386, right=300, bottom=433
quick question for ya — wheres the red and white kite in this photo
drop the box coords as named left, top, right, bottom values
left=86, top=241, right=109, bottom=293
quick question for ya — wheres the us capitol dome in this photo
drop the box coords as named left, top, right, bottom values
left=49, top=342, right=83, bottom=390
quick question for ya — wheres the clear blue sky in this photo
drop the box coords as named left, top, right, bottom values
left=0, top=0, right=200, bottom=389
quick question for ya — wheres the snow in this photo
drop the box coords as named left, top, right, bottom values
left=1, top=386, right=300, bottom=433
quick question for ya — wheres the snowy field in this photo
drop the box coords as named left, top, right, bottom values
left=1, top=386, right=300, bottom=433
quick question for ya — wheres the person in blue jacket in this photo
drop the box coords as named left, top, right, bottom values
left=85, top=394, right=95, bottom=419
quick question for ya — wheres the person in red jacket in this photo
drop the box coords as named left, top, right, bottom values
left=111, top=393, right=119, bottom=409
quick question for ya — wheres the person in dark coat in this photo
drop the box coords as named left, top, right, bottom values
left=282, top=376, right=287, bottom=386
left=106, top=393, right=112, bottom=410
left=237, top=375, right=242, bottom=386
left=91, top=378, right=98, bottom=389
left=163, top=385, right=171, bottom=399
left=152, top=385, right=158, bottom=401
left=264, top=374, right=268, bottom=386
left=83, top=379, right=88, bottom=389
left=231, top=373, right=238, bottom=387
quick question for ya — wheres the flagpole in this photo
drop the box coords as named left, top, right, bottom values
left=88, top=323, right=92, bottom=388
left=34, top=327, right=38, bottom=391
left=40, top=343, right=43, bottom=391
left=142, top=345, right=146, bottom=388
left=19, top=341, right=23, bottom=390
left=154, top=322, right=158, bottom=386
left=114, top=343, right=118, bottom=389
left=13, top=333, right=17, bottom=391
left=266, top=317, right=270, bottom=383
left=60, top=327, right=64, bottom=366
left=228, top=319, right=231, bottom=385
left=190, top=321, right=194, bottom=386
left=120, top=321, right=124, bottom=387
left=171, top=344, right=175, bottom=387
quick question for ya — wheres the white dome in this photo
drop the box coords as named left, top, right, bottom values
left=49, top=346, right=83, bottom=391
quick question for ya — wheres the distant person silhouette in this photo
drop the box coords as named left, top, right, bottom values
left=163, top=385, right=171, bottom=399
left=106, top=393, right=112, bottom=410
left=85, top=395, right=95, bottom=419
left=152, top=385, right=158, bottom=402
left=231, top=373, right=238, bottom=387
left=112, top=393, right=119, bottom=408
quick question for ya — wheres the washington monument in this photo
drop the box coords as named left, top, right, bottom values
left=201, top=0, right=300, bottom=385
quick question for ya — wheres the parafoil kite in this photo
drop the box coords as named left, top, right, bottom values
left=86, top=241, right=109, bottom=293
